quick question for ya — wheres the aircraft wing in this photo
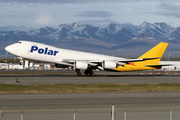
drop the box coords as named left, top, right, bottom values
left=55, top=57, right=161, bottom=69
left=61, top=59, right=101, bottom=66
left=62, top=57, right=159, bottom=63
left=62, top=59, right=102, bottom=63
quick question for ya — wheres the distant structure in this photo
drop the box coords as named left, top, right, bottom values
left=160, top=61, right=180, bottom=71
left=0, top=60, right=180, bottom=71
left=0, top=60, right=55, bottom=70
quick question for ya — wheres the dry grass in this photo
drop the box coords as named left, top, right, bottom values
left=0, top=83, right=180, bottom=94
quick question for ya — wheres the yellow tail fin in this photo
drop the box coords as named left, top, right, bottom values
left=138, top=42, right=168, bottom=63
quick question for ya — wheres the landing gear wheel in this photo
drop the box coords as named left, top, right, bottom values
left=84, top=69, right=95, bottom=76
left=77, top=71, right=81, bottom=76
left=76, top=69, right=81, bottom=76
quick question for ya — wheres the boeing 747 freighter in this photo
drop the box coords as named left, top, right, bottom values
left=5, top=41, right=168, bottom=76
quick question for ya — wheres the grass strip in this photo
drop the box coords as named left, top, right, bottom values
left=0, top=83, right=180, bottom=94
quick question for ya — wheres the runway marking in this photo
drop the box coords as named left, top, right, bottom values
left=4, top=107, right=180, bottom=113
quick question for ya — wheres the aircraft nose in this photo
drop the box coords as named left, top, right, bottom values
left=5, top=45, right=11, bottom=52
left=5, top=44, right=17, bottom=53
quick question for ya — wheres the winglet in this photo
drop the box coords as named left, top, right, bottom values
left=138, top=42, right=168, bottom=62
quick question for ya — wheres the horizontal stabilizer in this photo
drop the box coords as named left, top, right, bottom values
left=145, top=64, right=172, bottom=67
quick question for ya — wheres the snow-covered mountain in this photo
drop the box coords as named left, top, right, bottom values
left=0, top=21, right=180, bottom=57
left=0, top=22, right=176, bottom=42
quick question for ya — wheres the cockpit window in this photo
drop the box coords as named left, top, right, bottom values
left=17, top=41, right=22, bottom=44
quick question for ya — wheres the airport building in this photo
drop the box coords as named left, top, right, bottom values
left=0, top=60, right=55, bottom=70
left=160, top=61, right=180, bottom=71
left=0, top=60, right=180, bottom=71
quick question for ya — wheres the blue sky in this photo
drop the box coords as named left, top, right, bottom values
left=1, top=0, right=180, bottom=30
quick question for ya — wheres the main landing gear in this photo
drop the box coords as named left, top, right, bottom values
left=84, top=69, right=95, bottom=76
left=76, top=69, right=81, bottom=76
left=75, top=69, right=95, bottom=76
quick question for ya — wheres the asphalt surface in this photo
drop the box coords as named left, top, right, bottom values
left=0, top=92, right=180, bottom=120
left=1, top=75, right=180, bottom=85
left=0, top=70, right=180, bottom=120
left=0, top=70, right=180, bottom=85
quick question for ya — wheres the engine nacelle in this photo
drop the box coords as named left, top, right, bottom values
left=55, top=63, right=69, bottom=68
left=103, top=60, right=117, bottom=69
left=75, top=61, right=88, bottom=70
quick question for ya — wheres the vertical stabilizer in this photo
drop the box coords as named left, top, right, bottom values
left=138, top=42, right=168, bottom=62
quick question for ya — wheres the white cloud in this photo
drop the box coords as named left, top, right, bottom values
left=1, top=0, right=180, bottom=29
left=0, top=0, right=176, bottom=4
left=154, top=2, right=180, bottom=18
left=120, top=8, right=134, bottom=12
left=34, top=11, right=57, bottom=25
left=171, top=2, right=180, bottom=8
left=77, top=11, right=114, bottom=18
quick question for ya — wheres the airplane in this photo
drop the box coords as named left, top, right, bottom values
left=5, top=41, right=169, bottom=76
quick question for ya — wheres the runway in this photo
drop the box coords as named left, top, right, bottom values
left=0, top=92, right=180, bottom=120
left=0, top=71, right=180, bottom=85
left=0, top=70, right=180, bottom=120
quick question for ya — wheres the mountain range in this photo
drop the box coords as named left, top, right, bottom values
left=1, top=21, right=180, bottom=57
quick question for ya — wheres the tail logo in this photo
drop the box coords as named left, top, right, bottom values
left=128, top=62, right=137, bottom=66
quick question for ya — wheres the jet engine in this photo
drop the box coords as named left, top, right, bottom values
left=103, top=61, right=117, bottom=69
left=75, top=61, right=88, bottom=70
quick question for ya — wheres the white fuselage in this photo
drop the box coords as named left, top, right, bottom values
left=5, top=41, right=125, bottom=63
